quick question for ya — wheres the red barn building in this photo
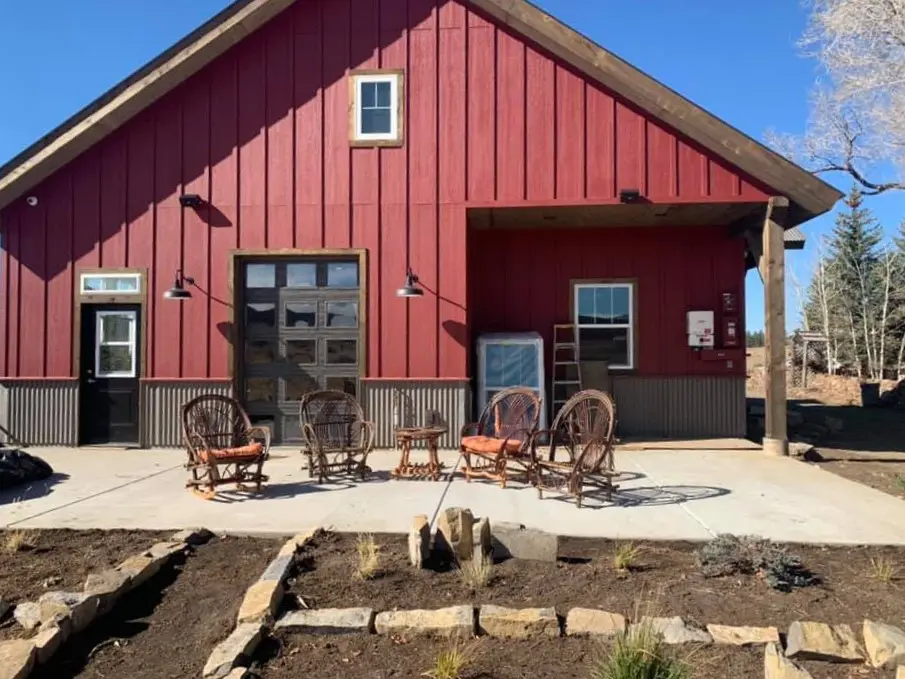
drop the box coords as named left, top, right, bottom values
left=0, top=0, right=840, bottom=449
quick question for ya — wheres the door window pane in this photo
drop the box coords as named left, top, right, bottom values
left=246, top=303, right=276, bottom=331
left=98, top=345, right=133, bottom=375
left=246, top=378, right=276, bottom=405
left=246, top=339, right=276, bottom=364
left=325, top=376, right=357, bottom=396
left=285, top=339, right=317, bottom=366
left=246, top=263, right=275, bottom=289
left=285, top=302, right=316, bottom=328
left=100, top=314, right=132, bottom=343
left=326, top=339, right=357, bottom=365
left=284, top=374, right=319, bottom=401
left=326, top=262, right=359, bottom=288
left=286, top=263, right=317, bottom=288
left=326, top=301, right=358, bottom=328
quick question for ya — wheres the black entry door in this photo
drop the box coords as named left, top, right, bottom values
left=79, top=304, right=141, bottom=445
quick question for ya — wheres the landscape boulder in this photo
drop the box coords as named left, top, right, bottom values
left=491, top=522, right=558, bottom=562
left=637, top=617, right=711, bottom=644
left=565, top=609, right=626, bottom=637
left=478, top=606, right=559, bottom=639
left=864, top=620, right=905, bottom=669
left=374, top=606, right=473, bottom=639
left=436, top=508, right=474, bottom=562
left=0, top=639, right=36, bottom=679
left=472, top=517, right=492, bottom=561
left=706, top=624, right=779, bottom=646
left=764, top=643, right=813, bottom=679
left=276, top=608, right=375, bottom=634
left=785, top=621, right=863, bottom=662
left=409, top=514, right=431, bottom=568
left=38, top=591, right=100, bottom=633
left=0, top=448, right=53, bottom=491
left=203, top=622, right=262, bottom=678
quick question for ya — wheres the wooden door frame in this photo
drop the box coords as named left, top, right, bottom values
left=227, top=248, right=369, bottom=397
left=73, top=267, right=149, bottom=444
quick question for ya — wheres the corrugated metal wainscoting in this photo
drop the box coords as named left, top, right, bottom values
left=0, top=380, right=79, bottom=446
left=611, top=376, right=746, bottom=438
left=360, top=379, right=471, bottom=449
left=140, top=380, right=233, bottom=448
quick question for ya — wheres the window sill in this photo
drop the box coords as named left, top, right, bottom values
left=350, top=138, right=404, bottom=148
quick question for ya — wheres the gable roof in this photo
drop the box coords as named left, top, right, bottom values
left=0, top=0, right=842, bottom=224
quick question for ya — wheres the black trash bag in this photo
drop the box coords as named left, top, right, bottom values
left=0, top=448, right=54, bottom=491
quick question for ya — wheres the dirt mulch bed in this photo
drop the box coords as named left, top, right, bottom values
left=256, top=634, right=887, bottom=679
left=33, top=535, right=281, bottom=679
left=811, top=449, right=905, bottom=500
left=0, top=529, right=169, bottom=641
left=288, top=532, right=905, bottom=631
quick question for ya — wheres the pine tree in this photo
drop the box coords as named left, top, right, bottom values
left=892, top=220, right=905, bottom=377
left=825, top=186, right=883, bottom=378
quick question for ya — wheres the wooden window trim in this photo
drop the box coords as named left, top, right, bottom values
left=569, top=277, right=639, bottom=372
left=348, top=69, right=405, bottom=148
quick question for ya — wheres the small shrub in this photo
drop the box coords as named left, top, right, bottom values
left=353, top=533, right=381, bottom=580
left=895, top=475, right=905, bottom=493
left=869, top=556, right=897, bottom=584
left=422, top=640, right=473, bottom=679
left=695, top=534, right=817, bottom=592
left=588, top=619, right=691, bottom=679
left=456, top=554, right=494, bottom=590
left=4, top=529, right=38, bottom=553
left=612, top=542, right=640, bottom=573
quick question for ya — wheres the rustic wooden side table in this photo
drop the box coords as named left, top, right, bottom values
left=392, top=425, right=449, bottom=481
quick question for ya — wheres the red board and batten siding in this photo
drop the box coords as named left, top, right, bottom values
left=0, top=0, right=768, bottom=381
left=469, top=226, right=747, bottom=378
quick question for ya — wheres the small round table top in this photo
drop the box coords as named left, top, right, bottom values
left=394, top=425, right=449, bottom=441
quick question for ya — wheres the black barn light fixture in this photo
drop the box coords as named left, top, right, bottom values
left=618, top=188, right=642, bottom=204
left=395, top=268, right=424, bottom=298
left=179, top=193, right=203, bottom=208
left=163, top=269, right=195, bottom=301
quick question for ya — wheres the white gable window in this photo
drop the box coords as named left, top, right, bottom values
left=350, top=70, right=404, bottom=146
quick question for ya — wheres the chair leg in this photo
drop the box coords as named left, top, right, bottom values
left=461, top=449, right=472, bottom=482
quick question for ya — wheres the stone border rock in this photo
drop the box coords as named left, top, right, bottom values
left=202, top=527, right=322, bottom=679
left=0, top=527, right=213, bottom=679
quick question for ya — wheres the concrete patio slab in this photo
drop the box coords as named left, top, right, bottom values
left=2, top=445, right=905, bottom=545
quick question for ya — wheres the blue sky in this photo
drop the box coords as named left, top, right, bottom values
left=1, top=0, right=903, bottom=331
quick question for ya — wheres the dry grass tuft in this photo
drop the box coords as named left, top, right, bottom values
left=869, top=556, right=898, bottom=584
left=612, top=542, right=640, bottom=573
left=456, top=554, right=494, bottom=590
left=4, top=529, right=38, bottom=554
left=422, top=639, right=474, bottom=679
left=353, top=533, right=381, bottom=580
left=588, top=616, right=692, bottom=679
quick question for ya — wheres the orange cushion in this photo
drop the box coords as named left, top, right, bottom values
left=462, top=435, right=522, bottom=455
left=199, top=442, right=264, bottom=463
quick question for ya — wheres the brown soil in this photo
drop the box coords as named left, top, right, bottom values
left=0, top=529, right=169, bottom=641
left=255, top=633, right=887, bottom=679
left=288, top=532, right=905, bottom=631
left=34, top=535, right=281, bottom=679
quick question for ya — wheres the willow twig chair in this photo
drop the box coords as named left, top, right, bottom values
left=299, top=389, right=375, bottom=483
left=182, top=394, right=270, bottom=499
left=460, top=387, right=542, bottom=487
left=530, top=389, right=618, bottom=508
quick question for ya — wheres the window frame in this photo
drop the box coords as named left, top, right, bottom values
left=80, top=272, right=142, bottom=295
left=349, top=69, right=405, bottom=147
left=572, top=280, right=637, bottom=370
left=94, top=309, right=138, bottom=378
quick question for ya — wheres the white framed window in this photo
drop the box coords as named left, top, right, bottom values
left=81, top=272, right=141, bottom=295
left=350, top=70, right=404, bottom=145
left=95, top=310, right=137, bottom=378
left=574, top=282, right=635, bottom=369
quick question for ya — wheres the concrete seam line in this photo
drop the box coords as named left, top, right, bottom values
left=429, top=452, right=464, bottom=530
left=3, top=463, right=184, bottom=528
left=627, top=456, right=717, bottom=539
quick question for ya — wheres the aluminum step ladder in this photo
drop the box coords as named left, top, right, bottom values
left=552, top=324, right=582, bottom=415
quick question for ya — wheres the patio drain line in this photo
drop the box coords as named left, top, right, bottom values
left=428, top=452, right=464, bottom=530
left=3, top=462, right=184, bottom=528
left=626, top=457, right=717, bottom=539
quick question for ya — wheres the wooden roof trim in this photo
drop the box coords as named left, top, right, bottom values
left=471, top=0, right=843, bottom=220
left=0, top=0, right=295, bottom=209
left=0, top=0, right=842, bottom=221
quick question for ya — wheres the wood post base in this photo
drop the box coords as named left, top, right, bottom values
left=762, top=436, right=788, bottom=457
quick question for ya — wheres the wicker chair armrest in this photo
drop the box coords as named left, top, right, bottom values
left=246, top=426, right=271, bottom=457
left=499, top=427, right=534, bottom=458
left=359, top=420, right=376, bottom=452
left=301, top=422, right=320, bottom=450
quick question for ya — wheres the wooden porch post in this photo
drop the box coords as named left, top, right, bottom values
left=761, top=197, right=789, bottom=456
